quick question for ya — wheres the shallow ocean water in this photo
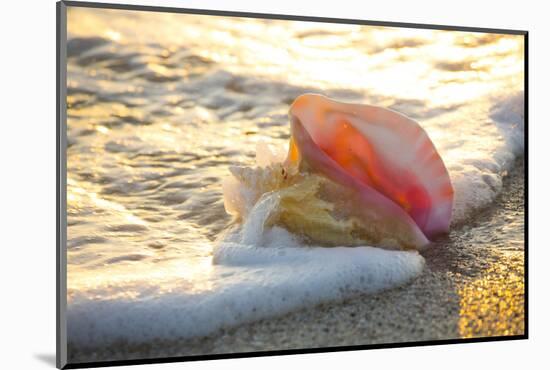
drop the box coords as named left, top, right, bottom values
left=65, top=7, right=524, bottom=350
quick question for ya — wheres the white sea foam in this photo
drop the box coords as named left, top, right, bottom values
left=437, top=92, right=525, bottom=224
left=69, top=177, right=426, bottom=347
left=68, top=228, right=424, bottom=347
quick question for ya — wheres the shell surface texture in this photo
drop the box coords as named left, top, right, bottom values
left=224, top=94, right=454, bottom=250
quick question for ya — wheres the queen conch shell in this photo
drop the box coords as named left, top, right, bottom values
left=223, top=94, right=454, bottom=250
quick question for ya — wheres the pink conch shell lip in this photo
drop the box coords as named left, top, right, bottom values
left=286, top=94, right=454, bottom=242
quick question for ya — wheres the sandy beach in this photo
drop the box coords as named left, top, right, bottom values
left=68, top=159, right=524, bottom=364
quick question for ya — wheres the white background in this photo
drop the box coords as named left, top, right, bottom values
left=0, top=0, right=547, bottom=369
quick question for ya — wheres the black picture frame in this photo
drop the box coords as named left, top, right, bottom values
left=56, top=1, right=528, bottom=368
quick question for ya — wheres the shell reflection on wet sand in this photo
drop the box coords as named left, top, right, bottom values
left=66, top=6, right=524, bottom=357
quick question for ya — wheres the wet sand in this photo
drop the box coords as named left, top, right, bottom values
left=68, top=159, right=525, bottom=364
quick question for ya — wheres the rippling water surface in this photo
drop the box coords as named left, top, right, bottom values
left=66, top=7, right=524, bottom=349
